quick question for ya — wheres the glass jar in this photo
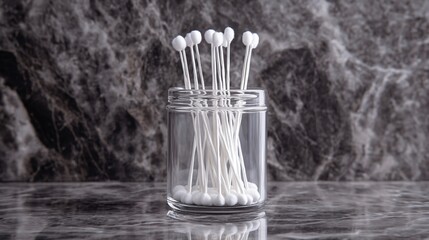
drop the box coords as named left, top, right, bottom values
left=167, top=87, right=267, bottom=214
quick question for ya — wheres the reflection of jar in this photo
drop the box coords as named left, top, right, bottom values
left=170, top=217, right=267, bottom=240
left=167, top=87, right=267, bottom=214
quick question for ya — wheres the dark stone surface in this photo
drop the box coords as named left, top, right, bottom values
left=1, top=182, right=429, bottom=239
left=0, top=0, right=428, bottom=181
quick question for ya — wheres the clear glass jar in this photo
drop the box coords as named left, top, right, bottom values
left=167, top=87, right=267, bottom=214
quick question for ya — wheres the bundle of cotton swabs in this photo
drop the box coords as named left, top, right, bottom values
left=171, top=27, right=260, bottom=207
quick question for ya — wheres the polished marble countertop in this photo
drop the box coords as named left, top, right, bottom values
left=1, top=182, right=429, bottom=239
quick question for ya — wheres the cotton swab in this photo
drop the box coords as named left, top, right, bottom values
left=172, top=36, right=190, bottom=89
left=205, top=30, right=218, bottom=207
left=224, top=33, right=253, bottom=202
left=175, top=34, right=202, bottom=205
left=212, top=32, right=227, bottom=206
left=222, top=38, right=228, bottom=90
left=191, top=30, right=205, bottom=90
left=204, top=29, right=216, bottom=90
left=224, top=27, right=234, bottom=90
left=222, top=28, right=237, bottom=205
left=240, top=31, right=253, bottom=90
left=243, top=33, right=259, bottom=90
left=185, top=33, right=199, bottom=90
left=220, top=44, right=226, bottom=92
left=213, top=32, right=224, bottom=90
left=234, top=34, right=260, bottom=203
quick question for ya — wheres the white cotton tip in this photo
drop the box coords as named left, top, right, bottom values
left=225, top=192, right=238, bottom=206
left=192, top=191, right=202, bottom=205
left=248, top=189, right=261, bottom=201
left=191, top=30, right=202, bottom=44
left=212, top=194, right=225, bottom=206
left=173, top=185, right=186, bottom=194
left=248, top=182, right=258, bottom=190
left=246, top=193, right=254, bottom=203
left=200, top=193, right=212, bottom=206
left=173, top=188, right=186, bottom=201
left=251, top=33, right=259, bottom=49
left=185, top=33, right=193, bottom=47
left=181, top=192, right=193, bottom=204
left=242, top=31, right=253, bottom=46
left=237, top=193, right=248, bottom=205
left=204, top=29, right=215, bottom=44
left=172, top=36, right=187, bottom=51
left=212, top=32, right=224, bottom=47
left=224, top=27, right=235, bottom=43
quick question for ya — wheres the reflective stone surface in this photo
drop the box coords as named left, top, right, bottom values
left=1, top=182, right=429, bottom=239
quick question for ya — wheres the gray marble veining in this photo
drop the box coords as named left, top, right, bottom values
left=0, top=1, right=429, bottom=181
left=1, top=182, right=429, bottom=239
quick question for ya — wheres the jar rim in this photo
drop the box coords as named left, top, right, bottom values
left=168, top=87, right=265, bottom=93
left=167, top=87, right=267, bottom=111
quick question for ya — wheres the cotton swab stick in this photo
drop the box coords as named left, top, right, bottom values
left=240, top=31, right=253, bottom=90
left=191, top=30, right=205, bottom=90
left=196, top=110, right=211, bottom=206
left=206, top=30, right=219, bottom=206
left=218, top=41, right=238, bottom=204
left=228, top=33, right=253, bottom=201
left=235, top=34, right=260, bottom=203
left=222, top=44, right=229, bottom=105
left=217, top=33, right=226, bottom=92
left=185, top=33, right=199, bottom=90
left=204, top=29, right=216, bottom=90
left=220, top=41, right=226, bottom=92
left=221, top=29, right=246, bottom=205
left=243, top=33, right=259, bottom=90
left=172, top=36, right=190, bottom=89
left=175, top=35, right=202, bottom=204
left=211, top=32, right=227, bottom=206
left=204, top=30, right=217, bottom=206
left=174, top=36, right=191, bottom=89
left=224, top=27, right=234, bottom=91
left=213, top=32, right=224, bottom=91
left=182, top=47, right=192, bottom=89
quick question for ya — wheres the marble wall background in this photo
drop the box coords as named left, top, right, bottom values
left=0, top=0, right=428, bottom=181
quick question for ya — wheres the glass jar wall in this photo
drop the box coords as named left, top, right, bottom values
left=167, top=88, right=267, bottom=214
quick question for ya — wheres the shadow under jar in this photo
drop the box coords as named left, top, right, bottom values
left=167, top=87, right=267, bottom=214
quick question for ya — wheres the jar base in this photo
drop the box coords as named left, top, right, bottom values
left=167, top=210, right=266, bottom=223
left=167, top=198, right=265, bottom=222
